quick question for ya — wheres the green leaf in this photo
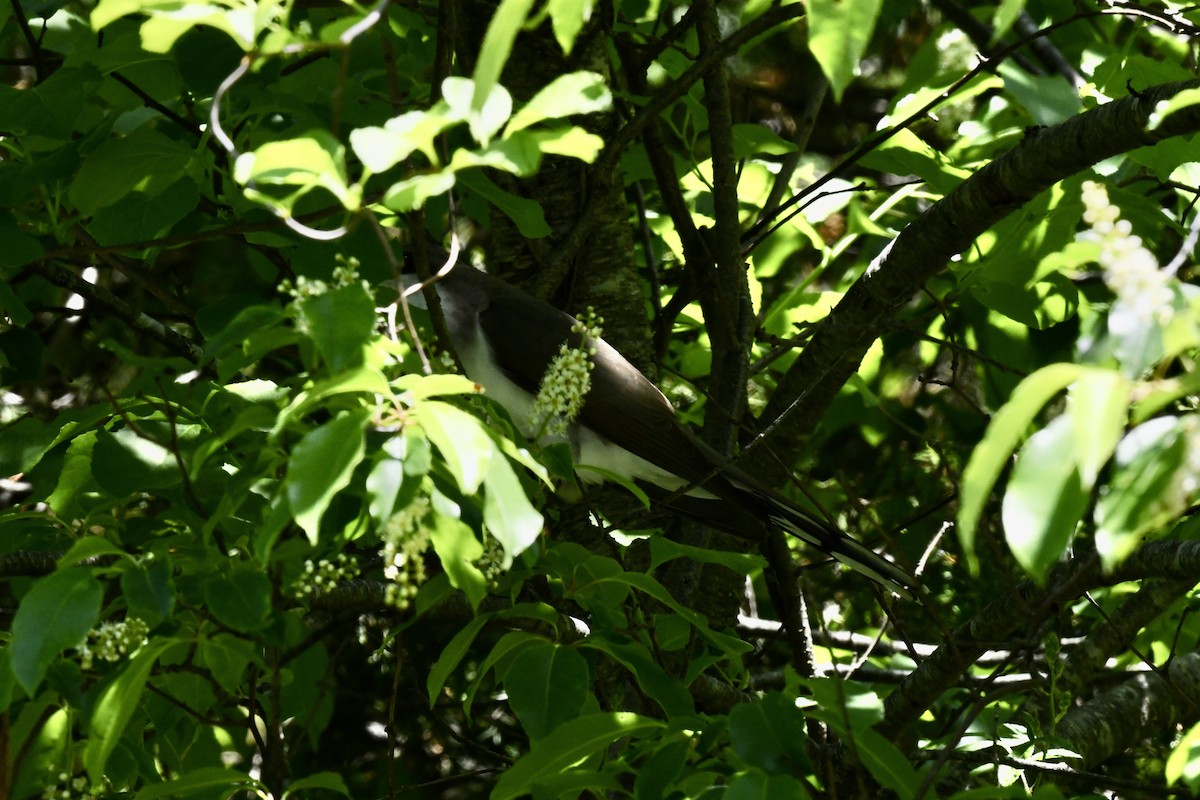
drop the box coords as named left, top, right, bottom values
left=349, top=106, right=454, bottom=172
left=286, top=408, right=370, bottom=544
left=204, top=564, right=272, bottom=632
left=92, top=426, right=183, bottom=495
left=581, top=634, right=693, bottom=718
left=470, top=0, right=536, bottom=123
left=1167, top=719, right=1200, bottom=790
left=382, top=170, right=458, bottom=211
left=958, top=363, right=1083, bottom=571
left=990, top=0, right=1027, bottom=42
left=234, top=130, right=359, bottom=211
left=730, top=123, right=799, bottom=159
left=1066, top=369, right=1129, bottom=486
left=86, top=639, right=174, bottom=783
left=0, top=212, right=43, bottom=270
left=724, top=770, right=808, bottom=800
left=282, top=772, right=351, bottom=798
left=296, top=281, right=377, bottom=374
left=132, top=767, right=264, bottom=800
left=11, top=568, right=103, bottom=695
left=483, top=452, right=544, bottom=560
left=69, top=127, right=198, bottom=214
left=444, top=76, right=513, bottom=145
left=429, top=513, right=487, bottom=611
left=854, top=727, right=921, bottom=800
left=1002, top=415, right=1087, bottom=584
left=506, top=72, right=611, bottom=133
left=547, top=0, right=593, bottom=54
left=457, top=170, right=551, bottom=238
left=531, top=126, right=605, bottom=162
left=729, top=692, right=810, bottom=774
left=807, top=0, right=883, bottom=102
left=427, top=614, right=491, bottom=707
left=121, top=558, right=176, bottom=626
left=503, top=642, right=591, bottom=740
left=1148, top=87, right=1200, bottom=130
left=1095, top=416, right=1190, bottom=569
left=490, top=713, right=664, bottom=800
left=420, top=400, right=495, bottom=494
left=464, top=631, right=544, bottom=714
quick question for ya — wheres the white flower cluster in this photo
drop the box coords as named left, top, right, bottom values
left=1078, top=180, right=1173, bottom=326
left=279, top=255, right=363, bottom=299
left=295, top=553, right=357, bottom=598
left=41, top=773, right=99, bottom=800
left=475, top=535, right=506, bottom=585
left=528, top=312, right=602, bottom=439
left=380, top=496, right=431, bottom=609
left=77, top=618, right=150, bottom=671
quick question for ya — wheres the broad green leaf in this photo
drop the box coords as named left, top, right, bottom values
left=470, top=0, right=536, bottom=120
left=427, top=614, right=491, bottom=707
left=503, top=643, right=591, bottom=740
left=92, top=426, right=182, bottom=495
left=444, top=76, right=513, bottom=145
left=1001, top=63, right=1083, bottom=126
left=132, top=768, right=264, bottom=800
left=633, top=738, right=690, bottom=800
left=1167, top=719, right=1200, bottom=790
left=724, top=770, right=808, bottom=800
left=366, top=455, right=404, bottom=523
left=457, top=170, right=551, bottom=238
left=121, top=558, right=176, bottom=626
left=394, top=372, right=482, bottom=400
left=482, top=453, right=544, bottom=559
left=349, top=105, right=453, bottom=172
left=990, top=0, right=1027, bottom=42
left=581, top=635, right=693, bottom=718
left=858, top=128, right=969, bottom=195
left=490, top=713, right=664, bottom=800
left=647, top=536, right=767, bottom=574
left=86, top=639, right=174, bottom=783
left=506, top=72, right=611, bottom=133
left=464, top=631, right=544, bottom=714
left=1149, top=87, right=1200, bottom=130
left=532, top=126, right=605, bottom=162
left=958, top=363, right=1083, bottom=571
left=58, top=536, right=129, bottom=567
left=235, top=131, right=359, bottom=211
left=286, top=408, right=370, bottom=544
left=382, top=170, right=457, bottom=211
left=730, top=123, right=799, bottom=159
left=282, top=772, right=351, bottom=798
left=204, top=564, right=272, bottom=631
left=1003, top=415, right=1088, bottom=583
left=69, top=127, right=198, bottom=214
left=197, top=634, right=260, bottom=694
left=1095, top=416, right=1190, bottom=569
left=1066, top=370, right=1129, bottom=485
left=807, top=0, right=883, bottom=102
left=0, top=212, right=43, bottom=270
left=48, top=431, right=99, bottom=517
left=729, top=692, right=810, bottom=774
left=420, top=400, right=494, bottom=494
left=87, top=179, right=200, bottom=246
left=296, top=282, right=378, bottom=374
left=854, top=727, right=921, bottom=800
left=547, top=0, right=593, bottom=54
left=11, top=568, right=103, bottom=694
left=429, top=513, right=487, bottom=611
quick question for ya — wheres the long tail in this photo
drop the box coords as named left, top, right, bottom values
left=763, top=496, right=916, bottom=599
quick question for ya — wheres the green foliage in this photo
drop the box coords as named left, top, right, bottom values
left=2, top=0, right=1200, bottom=798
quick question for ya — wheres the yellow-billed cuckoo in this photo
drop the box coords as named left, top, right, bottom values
left=407, top=249, right=914, bottom=598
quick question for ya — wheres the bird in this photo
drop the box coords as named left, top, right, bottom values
left=403, top=247, right=915, bottom=598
